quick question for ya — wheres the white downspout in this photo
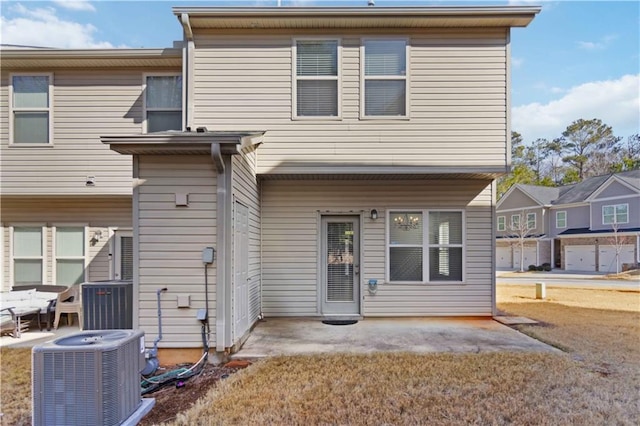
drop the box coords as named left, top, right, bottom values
left=180, top=13, right=195, bottom=130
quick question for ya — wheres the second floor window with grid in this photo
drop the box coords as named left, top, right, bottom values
left=363, top=39, right=407, bottom=117
left=11, top=75, right=51, bottom=144
left=145, top=75, right=182, bottom=132
left=295, top=40, right=339, bottom=117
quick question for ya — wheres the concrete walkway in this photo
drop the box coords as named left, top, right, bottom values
left=0, top=323, right=80, bottom=348
left=233, top=317, right=558, bottom=359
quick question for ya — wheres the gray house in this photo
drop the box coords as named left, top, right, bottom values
left=496, top=169, right=640, bottom=272
left=2, top=6, right=539, bottom=359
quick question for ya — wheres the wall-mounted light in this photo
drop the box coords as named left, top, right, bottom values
left=90, top=230, right=103, bottom=246
left=370, top=209, right=378, bottom=220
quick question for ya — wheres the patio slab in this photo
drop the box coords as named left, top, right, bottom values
left=232, top=317, right=559, bottom=359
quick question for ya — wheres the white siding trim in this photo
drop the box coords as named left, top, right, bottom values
left=8, top=72, right=54, bottom=146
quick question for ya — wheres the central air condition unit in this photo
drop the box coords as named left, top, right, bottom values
left=32, top=329, right=145, bottom=426
left=83, top=280, right=133, bottom=330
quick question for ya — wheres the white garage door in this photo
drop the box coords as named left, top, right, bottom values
left=514, top=245, right=537, bottom=269
left=565, top=245, right=596, bottom=272
left=598, top=245, right=635, bottom=273
left=496, top=246, right=511, bottom=269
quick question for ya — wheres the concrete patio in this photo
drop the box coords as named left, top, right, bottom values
left=233, top=317, right=559, bottom=359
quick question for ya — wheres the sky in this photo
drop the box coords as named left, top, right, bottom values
left=1, top=0, right=638, bottom=144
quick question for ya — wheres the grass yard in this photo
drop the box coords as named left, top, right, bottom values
left=1, top=285, right=638, bottom=425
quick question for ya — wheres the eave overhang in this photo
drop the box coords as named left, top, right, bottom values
left=173, top=6, right=540, bottom=29
left=101, top=131, right=265, bottom=156
left=0, top=48, right=183, bottom=69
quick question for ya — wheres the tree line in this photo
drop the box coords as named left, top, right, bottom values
left=498, top=118, right=640, bottom=199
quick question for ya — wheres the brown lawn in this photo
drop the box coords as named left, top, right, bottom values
left=1, top=285, right=638, bottom=425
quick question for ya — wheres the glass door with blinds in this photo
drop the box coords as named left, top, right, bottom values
left=114, top=231, right=133, bottom=281
left=320, top=216, right=360, bottom=316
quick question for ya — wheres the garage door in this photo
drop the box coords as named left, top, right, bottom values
left=565, top=245, right=596, bottom=271
left=496, top=246, right=511, bottom=268
left=598, top=245, right=635, bottom=273
left=514, top=245, right=537, bottom=269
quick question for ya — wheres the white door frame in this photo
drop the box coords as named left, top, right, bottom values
left=113, top=229, right=133, bottom=280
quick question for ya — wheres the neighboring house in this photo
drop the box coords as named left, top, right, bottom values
left=1, top=6, right=539, bottom=359
left=496, top=169, right=640, bottom=272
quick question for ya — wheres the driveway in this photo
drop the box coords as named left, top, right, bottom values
left=233, top=317, right=558, bottom=359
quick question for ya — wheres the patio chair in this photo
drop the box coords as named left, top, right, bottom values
left=53, top=285, right=83, bottom=330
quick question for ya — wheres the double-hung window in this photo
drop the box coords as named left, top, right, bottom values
left=362, top=39, right=408, bottom=118
left=12, top=226, right=45, bottom=285
left=511, top=214, right=521, bottom=229
left=10, top=74, right=52, bottom=144
left=144, top=75, right=182, bottom=132
left=602, top=204, right=628, bottom=225
left=294, top=39, right=340, bottom=118
left=526, top=213, right=536, bottom=230
left=556, top=211, right=567, bottom=228
left=54, top=226, right=87, bottom=285
left=388, top=210, right=464, bottom=283
left=497, top=216, right=506, bottom=231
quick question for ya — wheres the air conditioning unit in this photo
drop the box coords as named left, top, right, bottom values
left=83, top=280, right=133, bottom=330
left=32, top=329, right=145, bottom=426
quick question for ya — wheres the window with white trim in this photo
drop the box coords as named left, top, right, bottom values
left=54, top=226, right=86, bottom=285
left=497, top=216, right=506, bottom=231
left=12, top=227, right=44, bottom=285
left=144, top=75, right=182, bottom=132
left=603, top=204, right=628, bottom=225
left=527, top=213, right=536, bottom=229
left=388, top=210, right=464, bottom=283
left=556, top=211, right=567, bottom=228
left=362, top=39, right=408, bottom=117
left=10, top=74, right=52, bottom=144
left=511, top=214, right=521, bottom=229
left=294, top=39, right=340, bottom=118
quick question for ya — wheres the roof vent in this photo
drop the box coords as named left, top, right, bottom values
left=368, top=0, right=375, bottom=6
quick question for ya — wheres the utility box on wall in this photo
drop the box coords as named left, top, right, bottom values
left=83, top=280, right=134, bottom=330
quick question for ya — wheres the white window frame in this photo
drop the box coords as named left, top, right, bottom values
left=386, top=209, right=465, bottom=284
left=526, top=212, right=536, bottom=230
left=9, top=73, right=54, bottom=146
left=142, top=73, right=183, bottom=133
left=52, top=224, right=89, bottom=285
left=556, top=211, right=567, bottom=229
left=9, top=225, right=47, bottom=286
left=511, top=214, right=521, bottom=229
left=360, top=38, right=410, bottom=120
left=497, top=216, right=506, bottom=231
left=602, top=203, right=629, bottom=225
left=292, top=38, right=342, bottom=120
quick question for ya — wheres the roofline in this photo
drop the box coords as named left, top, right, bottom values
left=496, top=184, right=544, bottom=210
left=585, top=174, right=640, bottom=201
left=0, top=48, right=182, bottom=60
left=172, top=6, right=542, bottom=18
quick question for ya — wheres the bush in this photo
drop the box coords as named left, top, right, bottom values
left=541, top=263, right=552, bottom=272
left=528, top=264, right=537, bottom=271
left=536, top=265, right=545, bottom=271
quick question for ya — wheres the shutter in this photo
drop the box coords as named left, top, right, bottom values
left=120, top=237, right=133, bottom=281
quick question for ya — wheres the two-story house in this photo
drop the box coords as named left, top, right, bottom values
left=496, top=169, right=640, bottom=272
left=2, top=6, right=539, bottom=360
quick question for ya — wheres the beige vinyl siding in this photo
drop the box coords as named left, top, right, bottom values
left=0, top=196, right=131, bottom=291
left=232, top=152, right=261, bottom=329
left=192, top=29, right=508, bottom=174
left=0, top=68, right=177, bottom=195
left=261, top=179, right=494, bottom=317
left=137, top=155, right=217, bottom=348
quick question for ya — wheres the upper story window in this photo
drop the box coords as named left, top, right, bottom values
left=526, top=213, right=536, bottom=229
left=362, top=39, right=408, bottom=118
left=511, top=214, right=520, bottom=229
left=602, top=204, right=628, bottom=225
left=497, top=216, right=506, bottom=231
left=556, top=211, right=567, bottom=228
left=293, top=39, right=340, bottom=118
left=10, top=74, right=52, bottom=145
left=144, top=75, right=182, bottom=132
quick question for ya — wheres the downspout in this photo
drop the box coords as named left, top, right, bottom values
left=180, top=13, right=195, bottom=130
left=491, top=180, right=497, bottom=317
left=212, top=143, right=226, bottom=352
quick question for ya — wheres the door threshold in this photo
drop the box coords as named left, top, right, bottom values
left=321, top=315, right=363, bottom=321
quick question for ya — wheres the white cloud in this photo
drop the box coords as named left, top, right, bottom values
left=513, top=74, right=640, bottom=142
left=512, top=57, right=524, bottom=69
left=578, top=34, right=617, bottom=51
left=52, top=1, right=96, bottom=12
left=1, top=4, right=122, bottom=48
